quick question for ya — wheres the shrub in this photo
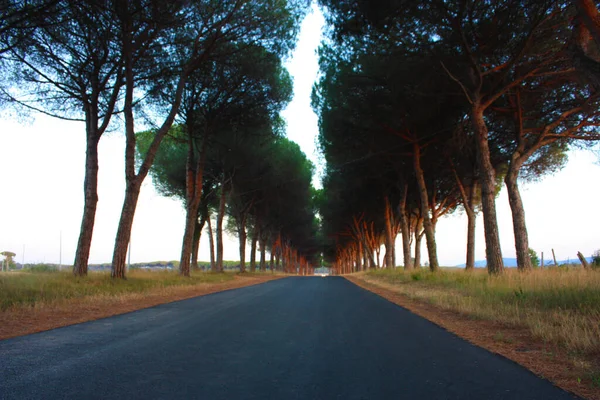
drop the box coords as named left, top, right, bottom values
left=529, top=248, right=540, bottom=267
left=593, top=249, right=600, bottom=268
left=27, top=264, right=59, bottom=272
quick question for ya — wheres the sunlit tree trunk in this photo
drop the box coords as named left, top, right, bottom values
left=191, top=209, right=207, bottom=270
left=471, top=105, right=504, bottom=274
left=398, top=184, right=413, bottom=270
left=414, top=220, right=424, bottom=269
left=465, top=197, right=476, bottom=271
left=384, top=196, right=395, bottom=269
left=191, top=219, right=202, bottom=271
left=413, top=143, right=439, bottom=272
left=180, top=132, right=209, bottom=276
left=505, top=159, right=532, bottom=271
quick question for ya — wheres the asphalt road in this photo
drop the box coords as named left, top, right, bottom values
left=0, top=277, right=578, bottom=399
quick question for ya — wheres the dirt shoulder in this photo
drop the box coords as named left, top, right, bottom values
left=0, top=274, right=282, bottom=341
left=346, top=274, right=599, bottom=400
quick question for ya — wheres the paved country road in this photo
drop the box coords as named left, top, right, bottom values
left=0, top=277, right=578, bottom=399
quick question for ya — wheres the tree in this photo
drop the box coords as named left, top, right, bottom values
left=110, top=0, right=308, bottom=278
left=1, top=251, right=16, bottom=271
left=136, top=125, right=218, bottom=270
left=529, top=248, right=540, bottom=267
left=313, top=23, right=466, bottom=273
left=2, top=1, right=123, bottom=276
left=176, top=44, right=293, bottom=276
left=592, top=249, right=600, bottom=267
left=319, top=0, right=600, bottom=275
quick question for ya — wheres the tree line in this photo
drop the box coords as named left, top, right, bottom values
left=1, top=0, right=318, bottom=278
left=313, top=0, right=600, bottom=274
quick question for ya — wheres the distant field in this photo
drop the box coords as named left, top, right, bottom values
left=364, top=267, right=600, bottom=354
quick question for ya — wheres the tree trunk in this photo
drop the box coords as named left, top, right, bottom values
left=450, top=162, right=478, bottom=272
left=250, top=226, right=258, bottom=272
left=414, top=228, right=424, bottom=269
left=398, top=185, right=413, bottom=270
left=471, top=106, right=504, bottom=274
left=384, top=196, right=395, bottom=269
left=191, top=211, right=207, bottom=270
left=191, top=219, right=202, bottom=271
left=111, top=180, right=142, bottom=278
left=269, top=246, right=274, bottom=271
left=112, top=2, right=190, bottom=279
left=216, top=180, right=227, bottom=273
left=505, top=162, right=532, bottom=271
left=180, top=209, right=197, bottom=276
left=207, top=214, right=216, bottom=271
left=180, top=133, right=209, bottom=276
left=577, top=0, right=600, bottom=46
left=238, top=218, right=247, bottom=273
left=112, top=11, right=137, bottom=280
left=415, top=220, right=425, bottom=269
left=413, top=143, right=439, bottom=272
left=73, top=134, right=100, bottom=277
left=259, top=235, right=266, bottom=272
left=465, top=205, right=476, bottom=271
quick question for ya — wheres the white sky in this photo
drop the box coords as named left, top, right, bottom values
left=1, top=5, right=599, bottom=266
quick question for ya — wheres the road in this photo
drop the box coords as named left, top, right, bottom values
left=0, top=277, right=578, bottom=399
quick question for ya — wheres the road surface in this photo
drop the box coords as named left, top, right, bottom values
left=0, top=277, right=578, bottom=399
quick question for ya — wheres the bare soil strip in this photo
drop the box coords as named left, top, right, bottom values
left=346, top=274, right=600, bottom=400
left=0, top=274, right=282, bottom=341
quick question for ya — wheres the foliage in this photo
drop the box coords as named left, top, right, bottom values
left=315, top=0, right=600, bottom=273
left=593, top=250, right=600, bottom=268
left=529, top=248, right=540, bottom=268
left=26, top=264, right=59, bottom=273
left=1, top=251, right=16, bottom=270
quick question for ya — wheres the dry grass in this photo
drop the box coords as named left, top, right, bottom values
left=352, top=267, right=600, bottom=398
left=0, top=269, right=238, bottom=311
left=366, top=267, right=600, bottom=354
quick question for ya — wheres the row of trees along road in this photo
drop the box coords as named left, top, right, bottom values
left=137, top=42, right=320, bottom=276
left=314, top=0, right=600, bottom=274
left=1, top=0, right=313, bottom=278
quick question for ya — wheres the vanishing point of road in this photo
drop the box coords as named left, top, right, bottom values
left=0, top=277, right=579, bottom=399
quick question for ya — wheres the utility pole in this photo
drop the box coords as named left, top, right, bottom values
left=22, top=244, right=25, bottom=269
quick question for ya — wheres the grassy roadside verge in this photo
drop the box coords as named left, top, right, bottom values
left=348, top=268, right=600, bottom=400
left=0, top=270, right=283, bottom=340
